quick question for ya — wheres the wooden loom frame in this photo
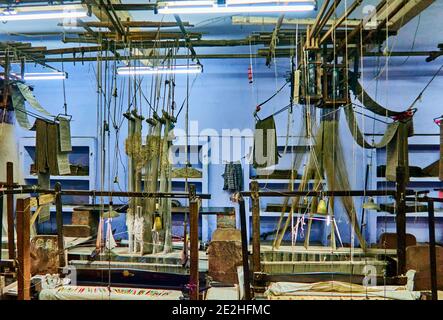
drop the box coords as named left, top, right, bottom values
left=1, top=162, right=209, bottom=301
left=237, top=170, right=423, bottom=300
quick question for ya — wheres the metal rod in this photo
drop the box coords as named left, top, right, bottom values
left=241, top=189, right=405, bottom=198
left=1, top=188, right=211, bottom=200
left=427, top=200, right=438, bottom=301
left=238, top=196, right=252, bottom=300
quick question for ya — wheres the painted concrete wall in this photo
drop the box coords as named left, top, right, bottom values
left=13, top=43, right=443, bottom=245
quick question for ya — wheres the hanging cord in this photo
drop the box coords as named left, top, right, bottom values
left=61, top=54, right=68, bottom=116
left=254, top=81, right=290, bottom=119
left=409, top=61, right=443, bottom=109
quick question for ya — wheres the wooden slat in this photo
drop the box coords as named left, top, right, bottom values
left=81, top=20, right=192, bottom=28
left=251, top=181, right=261, bottom=274
left=388, top=0, right=436, bottom=31
left=55, top=183, right=66, bottom=268
left=189, top=191, right=199, bottom=300
left=16, top=197, right=31, bottom=300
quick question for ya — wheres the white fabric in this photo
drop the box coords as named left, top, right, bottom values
left=0, top=124, right=24, bottom=238
left=39, top=285, right=183, bottom=300
left=265, top=281, right=421, bottom=300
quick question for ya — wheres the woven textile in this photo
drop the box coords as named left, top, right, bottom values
left=223, top=162, right=243, bottom=192
left=253, top=115, right=280, bottom=168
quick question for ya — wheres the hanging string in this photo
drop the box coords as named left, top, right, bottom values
left=61, top=54, right=68, bottom=116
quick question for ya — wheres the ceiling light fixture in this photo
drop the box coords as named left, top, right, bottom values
left=117, top=64, right=203, bottom=75
left=156, top=0, right=316, bottom=14
left=0, top=4, right=87, bottom=21
left=24, top=72, right=67, bottom=81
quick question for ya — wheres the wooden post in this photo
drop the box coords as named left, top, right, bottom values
left=54, top=183, right=66, bottom=267
left=395, top=166, right=407, bottom=275
left=188, top=185, right=199, bottom=300
left=238, top=195, right=251, bottom=300
left=6, top=162, right=15, bottom=260
left=0, top=195, right=2, bottom=259
left=427, top=200, right=438, bottom=301
left=250, top=181, right=261, bottom=274
left=16, top=197, right=31, bottom=300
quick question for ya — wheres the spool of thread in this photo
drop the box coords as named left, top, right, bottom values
left=317, top=199, right=328, bottom=215
left=154, top=216, right=162, bottom=231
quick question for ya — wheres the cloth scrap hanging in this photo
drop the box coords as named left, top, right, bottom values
left=344, top=106, right=413, bottom=183
left=223, top=162, right=243, bottom=193
left=11, top=87, right=31, bottom=129
left=253, top=115, right=280, bottom=169
left=16, top=82, right=52, bottom=116
left=34, top=118, right=71, bottom=175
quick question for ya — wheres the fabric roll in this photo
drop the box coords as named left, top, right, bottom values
left=253, top=115, right=280, bottom=168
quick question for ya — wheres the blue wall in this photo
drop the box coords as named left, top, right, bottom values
left=14, top=45, right=443, bottom=246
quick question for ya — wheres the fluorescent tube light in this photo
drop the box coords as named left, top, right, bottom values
left=0, top=6, right=87, bottom=21
left=24, top=72, right=67, bottom=80
left=117, top=65, right=203, bottom=75
left=157, top=0, right=316, bottom=14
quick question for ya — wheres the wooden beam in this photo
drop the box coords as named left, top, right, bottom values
left=43, top=54, right=255, bottom=62
left=232, top=16, right=361, bottom=27
left=80, top=20, right=193, bottom=28
left=16, top=197, right=31, bottom=300
left=388, top=0, right=435, bottom=31
left=89, top=0, right=152, bottom=64
left=61, top=37, right=257, bottom=47
left=311, top=0, right=331, bottom=38
left=97, top=0, right=126, bottom=38
left=55, top=183, right=66, bottom=268
left=6, top=162, right=14, bottom=260
left=251, top=181, right=261, bottom=274
left=335, top=0, right=387, bottom=54
left=78, top=31, right=201, bottom=41
left=189, top=185, right=199, bottom=301
left=427, top=200, right=438, bottom=300
left=98, top=3, right=157, bottom=11
left=396, top=166, right=407, bottom=276
left=320, top=0, right=363, bottom=45
left=266, top=14, right=285, bottom=66
left=238, top=196, right=251, bottom=300
left=312, top=0, right=342, bottom=39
